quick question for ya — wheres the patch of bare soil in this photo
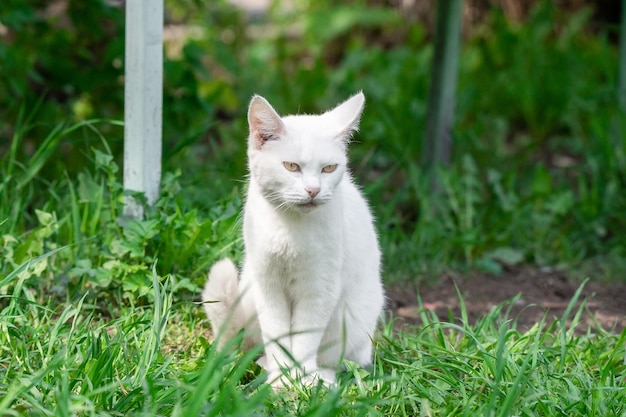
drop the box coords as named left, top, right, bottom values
left=387, top=268, right=626, bottom=333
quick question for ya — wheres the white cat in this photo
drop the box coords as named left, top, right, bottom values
left=202, top=92, right=384, bottom=388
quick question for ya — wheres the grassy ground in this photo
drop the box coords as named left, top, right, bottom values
left=2, top=262, right=625, bottom=415
left=2, top=1, right=626, bottom=415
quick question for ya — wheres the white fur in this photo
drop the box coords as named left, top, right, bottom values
left=203, top=92, right=384, bottom=388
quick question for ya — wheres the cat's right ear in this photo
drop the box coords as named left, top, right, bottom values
left=248, top=95, right=285, bottom=150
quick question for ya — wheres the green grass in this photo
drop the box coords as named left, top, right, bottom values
left=2, top=254, right=625, bottom=415
left=2, top=1, right=626, bottom=415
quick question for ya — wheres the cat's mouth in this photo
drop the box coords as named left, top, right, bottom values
left=295, top=199, right=321, bottom=210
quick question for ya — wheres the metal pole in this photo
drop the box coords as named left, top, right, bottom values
left=123, top=0, right=163, bottom=219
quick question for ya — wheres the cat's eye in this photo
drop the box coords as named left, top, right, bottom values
left=283, top=161, right=300, bottom=172
left=321, top=164, right=337, bottom=173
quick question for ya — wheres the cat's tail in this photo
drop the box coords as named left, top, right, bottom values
left=202, top=258, right=249, bottom=349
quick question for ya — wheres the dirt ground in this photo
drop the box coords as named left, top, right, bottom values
left=387, top=268, right=626, bottom=333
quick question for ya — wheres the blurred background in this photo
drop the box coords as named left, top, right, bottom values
left=1, top=0, right=625, bottom=294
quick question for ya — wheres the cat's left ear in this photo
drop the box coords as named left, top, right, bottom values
left=248, top=95, right=286, bottom=150
left=326, top=92, right=365, bottom=142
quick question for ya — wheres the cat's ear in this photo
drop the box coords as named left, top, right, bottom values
left=248, top=95, right=286, bottom=150
left=326, top=92, right=365, bottom=141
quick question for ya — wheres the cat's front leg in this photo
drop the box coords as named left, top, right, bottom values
left=254, top=285, right=294, bottom=383
left=289, top=289, right=339, bottom=384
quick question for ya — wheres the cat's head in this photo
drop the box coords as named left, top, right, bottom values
left=247, top=93, right=365, bottom=214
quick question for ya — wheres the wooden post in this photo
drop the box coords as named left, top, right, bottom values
left=423, top=0, right=463, bottom=177
left=123, top=0, right=164, bottom=219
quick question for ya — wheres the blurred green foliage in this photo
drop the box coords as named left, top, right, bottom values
left=1, top=0, right=625, bottom=299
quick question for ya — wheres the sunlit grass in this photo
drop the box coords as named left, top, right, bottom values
left=1, top=255, right=624, bottom=415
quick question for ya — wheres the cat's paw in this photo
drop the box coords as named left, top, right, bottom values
left=316, top=368, right=337, bottom=386
left=267, top=368, right=336, bottom=391
left=267, top=371, right=288, bottom=392
left=296, top=372, right=325, bottom=388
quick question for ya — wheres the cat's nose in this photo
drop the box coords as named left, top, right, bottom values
left=305, top=187, right=320, bottom=198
